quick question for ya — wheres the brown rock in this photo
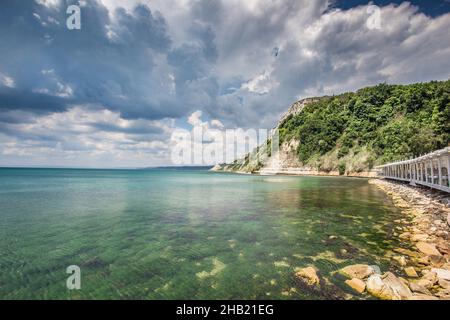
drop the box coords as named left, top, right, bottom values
left=415, top=271, right=437, bottom=289
left=438, top=278, right=450, bottom=290
left=411, top=234, right=428, bottom=242
left=409, top=282, right=432, bottom=295
left=399, top=232, right=411, bottom=240
left=416, top=256, right=430, bottom=266
left=366, top=274, right=400, bottom=300
left=436, top=243, right=450, bottom=255
left=431, top=268, right=450, bottom=281
left=429, top=255, right=446, bottom=268
left=345, top=278, right=366, bottom=294
left=404, top=267, right=418, bottom=278
left=382, top=272, right=413, bottom=299
left=295, top=267, right=320, bottom=286
left=339, top=264, right=374, bottom=280
left=392, top=255, right=407, bottom=267
left=416, top=242, right=441, bottom=256
left=435, top=290, right=450, bottom=299
left=407, top=294, right=439, bottom=300
left=394, top=248, right=421, bottom=258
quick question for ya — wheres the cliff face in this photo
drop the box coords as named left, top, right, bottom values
left=213, top=80, right=450, bottom=177
left=212, top=98, right=325, bottom=175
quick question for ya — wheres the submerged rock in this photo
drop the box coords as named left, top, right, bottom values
left=345, top=278, right=366, bottom=294
left=393, top=248, right=421, bottom=258
left=392, top=255, right=407, bottom=267
left=295, top=267, right=320, bottom=286
left=404, top=267, right=418, bottom=278
left=399, top=232, right=411, bottom=240
left=416, top=256, right=430, bottom=266
left=339, top=264, right=374, bottom=280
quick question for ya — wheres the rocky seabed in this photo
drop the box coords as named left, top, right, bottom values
left=295, top=179, right=450, bottom=300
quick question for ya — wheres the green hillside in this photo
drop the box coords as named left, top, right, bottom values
left=278, top=80, right=450, bottom=174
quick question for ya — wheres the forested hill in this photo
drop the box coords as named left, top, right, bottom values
left=279, top=80, right=450, bottom=169
left=216, top=80, right=450, bottom=175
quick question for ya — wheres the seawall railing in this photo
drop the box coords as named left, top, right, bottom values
left=376, top=147, right=450, bottom=193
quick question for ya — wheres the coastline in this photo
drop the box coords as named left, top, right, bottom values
left=364, top=179, right=450, bottom=299
left=210, top=167, right=378, bottom=178
left=258, top=174, right=450, bottom=300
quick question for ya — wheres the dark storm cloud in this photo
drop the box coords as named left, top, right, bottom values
left=0, top=0, right=182, bottom=121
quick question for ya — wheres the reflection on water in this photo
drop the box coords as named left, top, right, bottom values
left=0, top=168, right=404, bottom=299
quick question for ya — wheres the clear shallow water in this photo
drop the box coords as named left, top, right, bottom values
left=0, top=168, right=404, bottom=300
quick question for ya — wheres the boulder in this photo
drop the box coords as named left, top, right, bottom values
left=431, top=268, right=450, bottom=281
left=416, top=256, right=430, bottom=266
left=295, top=267, right=320, bottom=286
left=435, top=290, right=450, bottom=299
left=409, top=282, right=431, bottom=295
left=345, top=278, right=366, bottom=294
left=394, top=248, right=421, bottom=258
left=429, top=255, right=446, bottom=268
left=366, top=274, right=400, bottom=300
left=415, top=272, right=437, bottom=289
left=411, top=234, right=428, bottom=242
left=416, top=242, right=441, bottom=256
left=392, top=255, right=407, bottom=267
left=404, top=267, right=418, bottom=278
left=339, top=264, right=374, bottom=280
left=436, top=243, right=450, bottom=255
left=382, top=272, right=413, bottom=299
left=447, top=212, right=450, bottom=227
left=399, top=232, right=411, bottom=240
left=438, top=278, right=450, bottom=290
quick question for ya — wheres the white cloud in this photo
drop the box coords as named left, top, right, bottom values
left=33, top=69, right=74, bottom=98
left=242, top=69, right=279, bottom=95
left=210, top=119, right=224, bottom=129
left=0, top=106, right=176, bottom=167
left=187, top=110, right=205, bottom=127
left=35, top=0, right=60, bottom=8
left=1, top=74, right=15, bottom=88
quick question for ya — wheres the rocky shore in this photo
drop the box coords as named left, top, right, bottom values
left=295, top=178, right=450, bottom=300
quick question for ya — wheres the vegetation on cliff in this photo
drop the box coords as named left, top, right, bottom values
left=278, top=80, right=450, bottom=173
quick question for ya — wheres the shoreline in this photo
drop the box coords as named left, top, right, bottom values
left=288, top=177, right=450, bottom=300
left=210, top=168, right=378, bottom=178
left=364, top=179, right=450, bottom=299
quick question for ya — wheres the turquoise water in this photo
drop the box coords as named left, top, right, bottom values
left=0, top=168, right=404, bottom=300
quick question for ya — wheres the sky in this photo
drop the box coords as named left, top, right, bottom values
left=0, top=0, right=450, bottom=168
